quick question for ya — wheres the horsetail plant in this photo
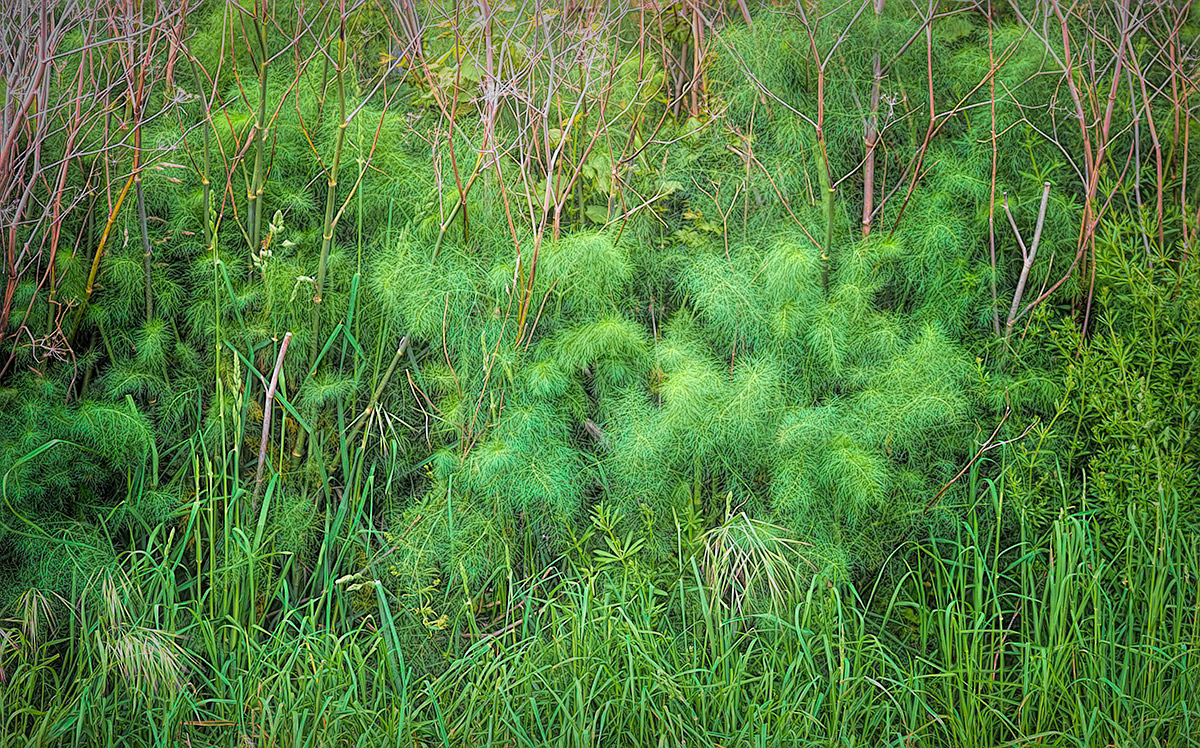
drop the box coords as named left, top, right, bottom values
left=0, top=3, right=1197, bottom=745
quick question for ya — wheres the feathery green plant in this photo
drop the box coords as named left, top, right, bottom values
left=0, top=2, right=1197, bottom=744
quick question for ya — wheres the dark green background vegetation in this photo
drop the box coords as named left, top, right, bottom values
left=0, top=0, right=1197, bottom=744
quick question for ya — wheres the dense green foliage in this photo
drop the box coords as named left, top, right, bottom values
left=3, top=487, right=1196, bottom=746
left=1, top=0, right=1197, bottom=744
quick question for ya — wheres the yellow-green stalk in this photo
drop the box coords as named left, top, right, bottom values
left=295, top=18, right=348, bottom=459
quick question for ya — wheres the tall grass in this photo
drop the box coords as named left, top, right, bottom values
left=2, top=465, right=1195, bottom=746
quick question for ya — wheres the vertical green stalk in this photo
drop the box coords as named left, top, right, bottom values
left=188, top=50, right=222, bottom=475
left=818, top=142, right=834, bottom=294
left=861, top=0, right=883, bottom=237
left=187, top=55, right=213, bottom=251
left=295, top=18, right=348, bottom=459
left=313, top=22, right=348, bottom=350
left=246, top=2, right=269, bottom=252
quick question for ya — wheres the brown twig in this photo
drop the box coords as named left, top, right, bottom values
left=255, top=331, right=293, bottom=499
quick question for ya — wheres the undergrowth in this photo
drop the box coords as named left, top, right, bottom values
left=0, top=0, right=1197, bottom=744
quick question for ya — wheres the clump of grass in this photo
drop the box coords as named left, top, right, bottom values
left=1, top=476, right=1195, bottom=746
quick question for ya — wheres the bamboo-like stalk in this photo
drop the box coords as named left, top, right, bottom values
left=246, top=2, right=269, bottom=252
left=796, top=1, right=835, bottom=293
left=187, top=55, right=213, bottom=251
left=819, top=164, right=834, bottom=293
left=816, top=116, right=834, bottom=293
left=311, top=23, right=348, bottom=349
left=295, top=13, right=349, bottom=459
left=861, top=0, right=884, bottom=237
